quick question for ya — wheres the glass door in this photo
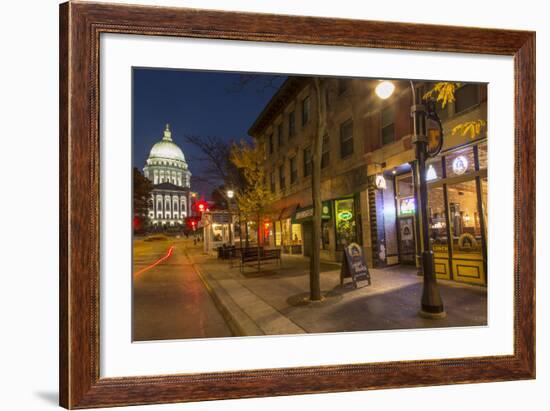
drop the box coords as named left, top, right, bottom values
left=397, top=216, right=416, bottom=264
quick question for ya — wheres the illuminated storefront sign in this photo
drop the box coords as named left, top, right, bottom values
left=335, top=198, right=357, bottom=250
left=399, top=197, right=416, bottom=215
left=426, top=164, right=438, bottom=181
left=293, top=202, right=331, bottom=222
left=452, top=155, right=468, bottom=175
left=338, top=211, right=353, bottom=221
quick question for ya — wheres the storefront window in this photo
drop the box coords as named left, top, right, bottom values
left=335, top=198, right=357, bottom=250
left=447, top=180, right=483, bottom=256
left=281, top=219, right=291, bottom=246
left=445, top=146, right=475, bottom=178
left=291, top=223, right=302, bottom=244
left=481, top=177, right=488, bottom=240
left=212, top=223, right=224, bottom=242
left=275, top=221, right=282, bottom=246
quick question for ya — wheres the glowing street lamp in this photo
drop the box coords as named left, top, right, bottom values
left=226, top=189, right=234, bottom=199
left=375, top=80, right=395, bottom=100
left=374, top=79, right=446, bottom=319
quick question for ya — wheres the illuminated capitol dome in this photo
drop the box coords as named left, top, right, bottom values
left=143, top=124, right=192, bottom=228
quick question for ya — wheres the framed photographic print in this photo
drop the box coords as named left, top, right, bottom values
left=59, top=1, right=535, bottom=408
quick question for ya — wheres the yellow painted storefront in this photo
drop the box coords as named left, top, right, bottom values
left=427, top=140, right=488, bottom=286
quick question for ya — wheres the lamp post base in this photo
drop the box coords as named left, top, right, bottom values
left=418, top=251, right=446, bottom=319
left=418, top=309, right=447, bottom=319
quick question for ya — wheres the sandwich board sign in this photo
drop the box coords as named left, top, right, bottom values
left=340, top=242, right=371, bottom=288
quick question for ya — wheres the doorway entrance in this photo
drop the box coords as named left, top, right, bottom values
left=398, top=216, right=416, bottom=264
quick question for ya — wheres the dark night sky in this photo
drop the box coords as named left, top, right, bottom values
left=132, top=68, right=285, bottom=198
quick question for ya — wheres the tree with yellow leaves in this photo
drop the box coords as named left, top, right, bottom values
left=423, top=82, right=487, bottom=139
left=230, top=139, right=276, bottom=247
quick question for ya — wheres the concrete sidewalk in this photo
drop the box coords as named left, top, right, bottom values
left=185, top=242, right=487, bottom=337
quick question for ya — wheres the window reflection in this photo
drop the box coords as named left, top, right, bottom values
left=428, top=186, right=448, bottom=253
left=447, top=180, right=483, bottom=256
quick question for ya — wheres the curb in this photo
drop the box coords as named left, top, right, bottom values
left=184, top=249, right=264, bottom=337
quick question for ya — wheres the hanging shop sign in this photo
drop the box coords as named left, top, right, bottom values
left=340, top=242, right=371, bottom=288
left=375, top=174, right=387, bottom=190
left=426, top=101, right=444, bottom=157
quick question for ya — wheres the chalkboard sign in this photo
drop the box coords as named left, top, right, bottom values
left=340, top=243, right=371, bottom=288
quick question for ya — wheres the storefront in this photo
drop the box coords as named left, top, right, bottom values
left=202, top=211, right=234, bottom=254
left=369, top=165, right=413, bottom=267
left=293, top=201, right=332, bottom=258
left=426, top=140, right=487, bottom=285
left=334, top=196, right=361, bottom=253
left=274, top=204, right=302, bottom=255
left=368, top=139, right=487, bottom=285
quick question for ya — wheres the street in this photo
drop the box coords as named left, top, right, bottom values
left=132, top=236, right=487, bottom=340
left=132, top=237, right=232, bottom=341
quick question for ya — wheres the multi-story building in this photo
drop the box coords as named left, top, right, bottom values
left=248, top=77, right=487, bottom=285
left=143, top=124, right=193, bottom=228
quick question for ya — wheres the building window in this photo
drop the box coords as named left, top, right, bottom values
left=381, top=106, right=395, bottom=145
left=290, top=156, right=298, bottom=184
left=338, top=79, right=348, bottom=95
left=288, top=111, right=295, bottom=138
left=279, top=164, right=286, bottom=191
left=302, top=96, right=310, bottom=126
left=454, top=84, right=480, bottom=113
left=340, top=119, right=354, bottom=158
left=321, top=134, right=330, bottom=168
left=303, top=146, right=312, bottom=177
left=277, top=123, right=283, bottom=147
left=270, top=171, right=276, bottom=193
left=268, top=133, right=274, bottom=154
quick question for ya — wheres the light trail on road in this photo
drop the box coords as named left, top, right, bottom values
left=134, top=245, right=174, bottom=275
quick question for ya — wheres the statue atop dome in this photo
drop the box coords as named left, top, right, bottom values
left=163, top=123, right=172, bottom=141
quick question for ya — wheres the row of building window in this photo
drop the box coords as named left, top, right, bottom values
left=269, top=136, right=332, bottom=193
left=267, top=96, right=311, bottom=155
left=266, top=83, right=482, bottom=160
left=153, top=198, right=187, bottom=213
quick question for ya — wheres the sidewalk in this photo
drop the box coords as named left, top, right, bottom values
left=185, top=242, right=487, bottom=337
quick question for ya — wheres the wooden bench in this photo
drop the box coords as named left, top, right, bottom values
left=237, top=247, right=281, bottom=272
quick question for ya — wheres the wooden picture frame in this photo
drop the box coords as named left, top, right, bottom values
left=59, top=1, right=535, bottom=408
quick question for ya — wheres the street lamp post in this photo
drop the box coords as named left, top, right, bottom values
left=375, top=80, right=446, bottom=319
left=226, top=189, right=243, bottom=249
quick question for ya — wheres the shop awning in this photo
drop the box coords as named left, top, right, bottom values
left=292, top=201, right=332, bottom=223
left=278, top=203, right=300, bottom=220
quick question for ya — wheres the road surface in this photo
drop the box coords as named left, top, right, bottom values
left=133, top=237, right=232, bottom=341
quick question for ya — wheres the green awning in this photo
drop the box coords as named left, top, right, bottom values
left=292, top=201, right=332, bottom=223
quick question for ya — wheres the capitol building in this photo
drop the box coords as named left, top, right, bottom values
left=143, top=124, right=192, bottom=228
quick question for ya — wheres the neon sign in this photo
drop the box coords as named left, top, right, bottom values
left=338, top=211, right=353, bottom=221
left=400, top=198, right=416, bottom=215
